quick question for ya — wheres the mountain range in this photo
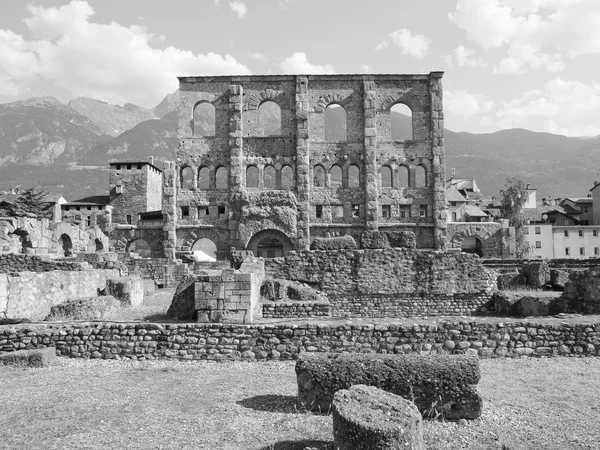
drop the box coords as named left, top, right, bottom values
left=0, top=92, right=598, bottom=200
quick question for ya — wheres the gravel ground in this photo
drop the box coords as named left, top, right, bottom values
left=1, top=357, right=599, bottom=449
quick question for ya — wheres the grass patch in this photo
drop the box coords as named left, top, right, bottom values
left=1, top=358, right=599, bottom=449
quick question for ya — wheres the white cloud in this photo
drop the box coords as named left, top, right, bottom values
left=445, top=45, right=488, bottom=68
left=495, top=78, right=600, bottom=135
left=445, top=89, right=494, bottom=118
left=279, top=52, right=335, bottom=74
left=0, top=1, right=250, bottom=107
left=248, top=52, right=268, bottom=62
left=375, top=28, right=430, bottom=58
left=229, top=1, right=247, bottom=18
left=449, top=0, right=600, bottom=74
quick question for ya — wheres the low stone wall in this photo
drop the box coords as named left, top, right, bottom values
left=0, top=269, right=120, bottom=320
left=0, top=254, right=85, bottom=274
left=262, top=301, right=332, bottom=318
left=265, top=248, right=497, bottom=317
left=1, top=320, right=598, bottom=360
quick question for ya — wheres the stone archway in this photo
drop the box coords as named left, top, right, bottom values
left=59, top=233, right=73, bottom=257
left=450, top=225, right=495, bottom=257
left=460, top=236, right=484, bottom=257
left=126, top=238, right=152, bottom=258
left=246, top=229, right=293, bottom=258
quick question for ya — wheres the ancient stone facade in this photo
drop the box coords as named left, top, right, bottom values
left=165, top=73, right=447, bottom=259
left=447, top=221, right=515, bottom=258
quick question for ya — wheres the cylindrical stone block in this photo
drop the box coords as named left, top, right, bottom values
left=333, top=384, right=424, bottom=450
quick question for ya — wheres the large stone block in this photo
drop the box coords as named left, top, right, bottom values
left=0, top=347, right=56, bottom=367
left=46, top=295, right=120, bottom=321
left=296, top=353, right=482, bottom=420
left=107, top=276, right=144, bottom=307
left=333, top=385, right=424, bottom=450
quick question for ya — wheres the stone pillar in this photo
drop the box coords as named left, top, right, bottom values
left=295, top=76, right=311, bottom=250
left=430, top=71, right=447, bottom=251
left=229, top=84, right=244, bottom=249
left=162, top=161, right=177, bottom=259
left=363, top=79, right=378, bottom=230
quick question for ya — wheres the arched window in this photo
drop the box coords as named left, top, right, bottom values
left=330, top=165, right=342, bottom=188
left=324, top=104, right=347, bottom=141
left=215, top=167, right=228, bottom=189
left=181, top=166, right=194, bottom=189
left=380, top=166, right=392, bottom=188
left=198, top=167, right=210, bottom=190
left=313, top=165, right=325, bottom=187
left=398, top=166, right=409, bottom=187
left=246, top=166, right=259, bottom=188
left=258, top=101, right=281, bottom=136
left=348, top=165, right=360, bottom=188
left=128, top=239, right=151, bottom=258
left=281, top=165, right=294, bottom=189
left=192, top=238, right=218, bottom=261
left=264, top=165, right=276, bottom=189
left=391, top=103, right=413, bottom=140
left=415, top=165, right=427, bottom=187
left=193, top=102, right=215, bottom=136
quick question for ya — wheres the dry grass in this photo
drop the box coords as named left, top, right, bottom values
left=1, top=357, right=599, bottom=449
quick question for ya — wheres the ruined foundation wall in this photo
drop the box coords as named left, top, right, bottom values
left=265, top=248, right=497, bottom=317
left=1, top=320, right=598, bottom=360
left=0, top=269, right=120, bottom=320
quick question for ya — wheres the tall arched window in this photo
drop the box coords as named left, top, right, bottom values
left=324, top=104, right=347, bottom=141
left=281, top=165, right=294, bottom=189
left=330, top=165, right=342, bottom=188
left=391, top=103, right=413, bottom=141
left=415, top=165, right=427, bottom=187
left=246, top=166, right=259, bottom=188
left=348, top=165, right=360, bottom=188
left=258, top=101, right=281, bottom=136
left=398, top=166, right=409, bottom=187
left=193, top=102, right=216, bottom=136
left=215, top=167, right=228, bottom=189
left=181, top=166, right=194, bottom=189
left=198, top=167, right=210, bottom=190
left=380, top=166, right=392, bottom=188
left=313, top=165, right=325, bottom=187
left=264, top=165, right=276, bottom=189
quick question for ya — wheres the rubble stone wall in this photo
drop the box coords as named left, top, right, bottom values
left=1, top=320, right=598, bottom=360
left=447, top=221, right=515, bottom=258
left=0, top=254, right=85, bottom=273
left=264, top=248, right=497, bottom=317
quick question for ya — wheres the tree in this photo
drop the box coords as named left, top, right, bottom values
left=500, top=177, right=529, bottom=258
left=7, top=187, right=52, bottom=219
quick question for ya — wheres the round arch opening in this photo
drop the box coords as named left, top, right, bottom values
left=461, top=236, right=483, bottom=257
left=191, top=238, right=218, bottom=262
left=59, top=233, right=73, bottom=257
left=127, top=239, right=152, bottom=258
left=247, top=230, right=293, bottom=258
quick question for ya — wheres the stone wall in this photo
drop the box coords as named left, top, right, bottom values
left=1, top=320, right=598, bottom=360
left=264, top=248, right=497, bottom=317
left=447, top=221, right=515, bottom=258
left=0, top=269, right=120, bottom=320
left=0, top=254, right=85, bottom=274
left=261, top=301, right=332, bottom=318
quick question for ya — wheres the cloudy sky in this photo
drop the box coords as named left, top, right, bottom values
left=1, top=0, right=599, bottom=136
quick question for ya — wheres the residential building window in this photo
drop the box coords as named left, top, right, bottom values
left=198, top=206, right=209, bottom=216
left=76, top=206, right=80, bottom=211
left=137, top=164, right=142, bottom=170
left=535, top=241, right=541, bottom=248
left=87, top=206, right=91, bottom=211
left=400, top=206, right=410, bottom=218
left=127, top=164, right=132, bottom=170
left=579, top=230, right=583, bottom=237
left=352, top=204, right=360, bottom=218
left=452, top=212, right=457, bottom=221
left=564, top=230, right=569, bottom=237
left=580, top=247, right=585, bottom=255
left=116, top=164, right=121, bottom=170
left=565, top=247, right=570, bottom=256
left=218, top=205, right=226, bottom=219
left=450, top=202, right=456, bottom=207
left=381, top=205, right=391, bottom=218
left=86, top=216, right=91, bottom=227
left=333, top=205, right=344, bottom=219
left=595, top=230, right=598, bottom=237
left=595, top=247, right=599, bottom=255
left=419, top=205, right=427, bottom=218
left=126, top=214, right=132, bottom=224
left=181, top=206, right=189, bottom=218
left=315, top=205, right=323, bottom=219
left=535, top=227, right=541, bottom=234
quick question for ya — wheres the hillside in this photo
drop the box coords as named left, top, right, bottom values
left=69, top=98, right=155, bottom=136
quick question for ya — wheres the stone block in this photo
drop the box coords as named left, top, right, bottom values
left=0, top=347, right=57, bottom=367
left=46, top=296, right=120, bottom=321
left=107, top=276, right=144, bottom=307
left=333, top=385, right=424, bottom=450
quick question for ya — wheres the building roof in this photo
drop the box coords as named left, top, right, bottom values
left=464, top=205, right=488, bottom=217
left=446, top=188, right=467, bottom=203
left=68, top=195, right=110, bottom=205
left=566, top=197, right=593, bottom=204
left=446, top=177, right=480, bottom=193
left=523, top=205, right=566, bottom=222
left=109, top=161, right=162, bottom=172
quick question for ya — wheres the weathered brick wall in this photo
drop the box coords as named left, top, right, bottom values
left=0, top=254, right=85, bottom=273
left=1, top=320, right=598, bottom=360
left=264, top=248, right=497, bottom=317
left=0, top=269, right=120, bottom=320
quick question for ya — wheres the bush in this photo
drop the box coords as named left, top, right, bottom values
left=310, top=236, right=357, bottom=251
